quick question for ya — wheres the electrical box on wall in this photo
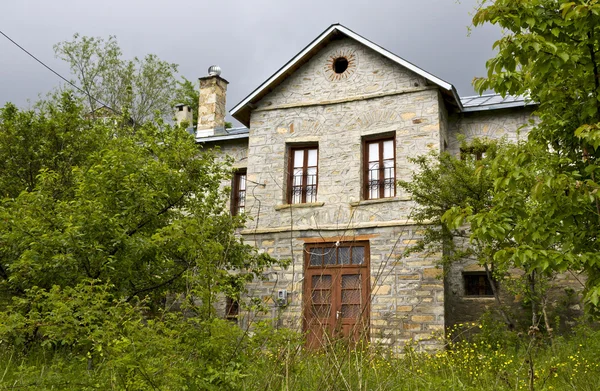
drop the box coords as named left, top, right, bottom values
left=277, top=289, right=287, bottom=306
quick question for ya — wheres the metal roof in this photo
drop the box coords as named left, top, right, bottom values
left=460, top=94, right=535, bottom=112
left=196, top=127, right=249, bottom=143
left=230, top=24, right=463, bottom=126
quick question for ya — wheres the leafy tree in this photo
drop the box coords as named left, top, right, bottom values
left=400, top=140, right=522, bottom=328
left=437, top=0, right=600, bottom=314
left=54, top=34, right=181, bottom=125
left=0, top=93, right=277, bottom=314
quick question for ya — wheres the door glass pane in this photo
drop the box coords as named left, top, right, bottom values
left=341, top=304, right=361, bottom=318
left=309, top=247, right=323, bottom=266
left=294, top=150, right=304, bottom=168
left=351, top=247, right=365, bottom=265
left=307, top=148, right=318, bottom=166
left=338, top=247, right=350, bottom=265
left=312, top=304, right=331, bottom=318
left=323, top=248, right=336, bottom=265
left=383, top=140, right=394, bottom=160
left=342, top=274, right=361, bottom=289
left=312, top=275, right=332, bottom=289
left=342, top=289, right=361, bottom=304
left=312, top=289, right=331, bottom=304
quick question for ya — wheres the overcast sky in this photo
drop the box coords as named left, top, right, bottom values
left=0, top=0, right=500, bottom=125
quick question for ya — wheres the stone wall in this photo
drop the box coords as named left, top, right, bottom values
left=230, top=36, right=449, bottom=350
left=245, top=88, right=442, bottom=231
left=255, top=37, right=428, bottom=111
left=447, top=107, right=535, bottom=156
left=237, top=225, right=444, bottom=352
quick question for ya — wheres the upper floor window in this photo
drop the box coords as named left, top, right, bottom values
left=364, top=138, right=395, bottom=200
left=231, top=169, right=247, bottom=216
left=289, top=146, right=318, bottom=204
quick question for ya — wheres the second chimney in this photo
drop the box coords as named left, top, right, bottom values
left=197, top=65, right=228, bottom=138
left=174, top=104, right=193, bottom=127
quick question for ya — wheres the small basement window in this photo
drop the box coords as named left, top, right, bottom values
left=333, top=57, right=349, bottom=74
left=463, top=272, right=495, bottom=296
left=225, top=297, right=239, bottom=323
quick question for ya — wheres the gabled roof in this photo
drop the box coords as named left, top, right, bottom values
left=230, top=24, right=463, bottom=127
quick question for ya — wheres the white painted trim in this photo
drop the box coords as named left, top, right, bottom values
left=230, top=24, right=456, bottom=117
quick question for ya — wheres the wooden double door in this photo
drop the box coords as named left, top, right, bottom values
left=303, top=242, right=370, bottom=349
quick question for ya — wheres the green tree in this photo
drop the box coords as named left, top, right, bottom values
left=55, top=34, right=181, bottom=125
left=440, top=0, right=600, bottom=313
left=0, top=93, right=277, bottom=313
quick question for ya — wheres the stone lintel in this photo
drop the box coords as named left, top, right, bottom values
left=274, top=202, right=325, bottom=211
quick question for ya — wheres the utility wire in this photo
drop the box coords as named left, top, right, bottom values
left=0, top=29, right=114, bottom=111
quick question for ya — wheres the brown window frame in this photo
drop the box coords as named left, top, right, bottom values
left=287, top=145, right=318, bottom=204
left=363, top=137, right=396, bottom=200
left=231, top=168, right=247, bottom=216
left=463, top=272, right=495, bottom=297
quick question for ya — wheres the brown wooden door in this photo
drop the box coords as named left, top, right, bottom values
left=304, top=242, right=370, bottom=349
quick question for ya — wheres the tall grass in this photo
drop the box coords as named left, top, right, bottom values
left=1, top=321, right=599, bottom=390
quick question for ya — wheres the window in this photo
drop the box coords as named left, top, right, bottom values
left=231, top=169, right=247, bottom=215
left=460, top=146, right=488, bottom=161
left=225, top=297, right=239, bottom=323
left=364, top=138, right=395, bottom=199
left=288, top=146, right=318, bottom=204
left=464, top=272, right=495, bottom=296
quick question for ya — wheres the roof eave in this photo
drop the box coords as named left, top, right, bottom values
left=230, top=23, right=460, bottom=126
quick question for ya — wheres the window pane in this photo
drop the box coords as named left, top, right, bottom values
left=307, top=149, right=318, bottom=166
left=307, top=167, right=317, bottom=185
left=323, top=248, right=336, bottom=265
left=239, top=174, right=246, bottom=190
left=293, top=168, right=303, bottom=186
left=351, top=247, right=365, bottom=265
left=338, top=247, right=350, bottom=265
left=368, top=142, right=379, bottom=162
left=306, top=185, right=317, bottom=203
left=294, top=150, right=304, bottom=168
left=309, top=247, right=323, bottom=266
left=383, top=140, right=394, bottom=159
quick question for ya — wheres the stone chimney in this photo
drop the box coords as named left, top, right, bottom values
left=197, top=65, right=228, bottom=138
left=174, top=104, right=193, bottom=127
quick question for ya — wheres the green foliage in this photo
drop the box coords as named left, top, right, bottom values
left=3, top=320, right=600, bottom=390
left=0, top=93, right=286, bottom=389
left=54, top=34, right=185, bottom=125
left=467, top=0, right=600, bottom=313
left=398, top=139, right=498, bottom=264
left=0, top=93, right=278, bottom=312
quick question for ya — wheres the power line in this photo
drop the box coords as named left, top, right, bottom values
left=0, top=29, right=113, bottom=111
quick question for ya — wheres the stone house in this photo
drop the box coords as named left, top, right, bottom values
left=183, top=24, right=558, bottom=351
